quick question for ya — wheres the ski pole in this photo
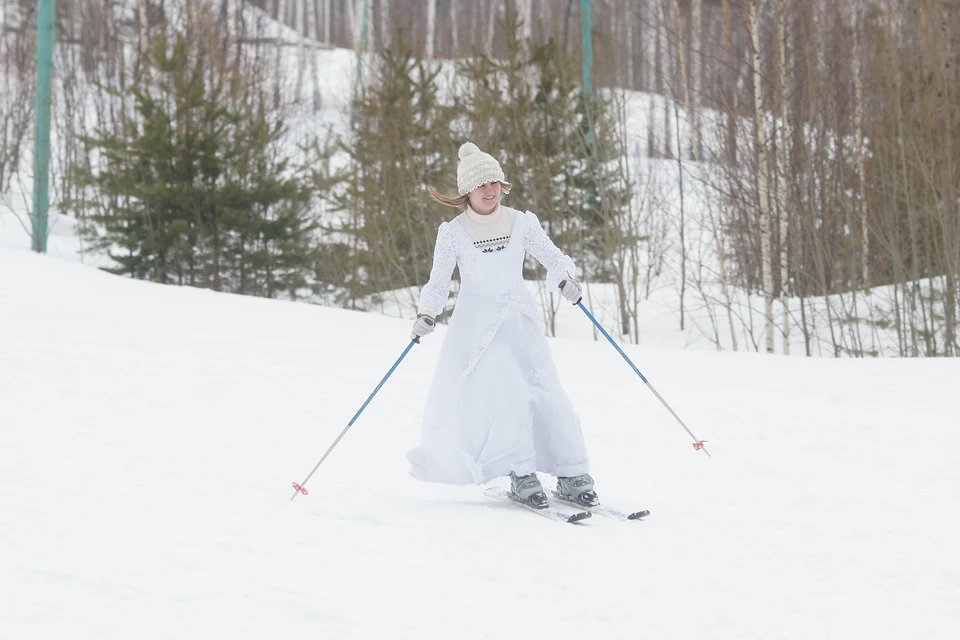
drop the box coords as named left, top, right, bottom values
left=291, top=339, right=418, bottom=500
left=560, top=282, right=710, bottom=457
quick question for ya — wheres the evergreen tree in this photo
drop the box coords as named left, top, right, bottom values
left=324, top=15, right=629, bottom=312
left=72, top=33, right=316, bottom=299
left=456, top=11, right=630, bottom=281
left=331, top=38, right=460, bottom=306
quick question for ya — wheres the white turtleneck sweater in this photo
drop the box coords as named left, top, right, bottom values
left=455, top=204, right=516, bottom=253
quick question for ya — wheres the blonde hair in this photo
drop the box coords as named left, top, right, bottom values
left=428, top=182, right=514, bottom=211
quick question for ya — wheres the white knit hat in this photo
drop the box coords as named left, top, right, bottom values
left=456, top=142, right=509, bottom=196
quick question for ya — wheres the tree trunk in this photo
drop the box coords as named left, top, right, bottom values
left=749, top=0, right=775, bottom=353
left=138, top=0, right=150, bottom=60
left=450, top=0, right=458, bottom=54
left=659, top=0, right=672, bottom=158
left=852, top=0, right=869, bottom=288
left=309, top=0, right=321, bottom=108
left=427, top=0, right=436, bottom=59
left=672, top=0, right=689, bottom=153
left=776, top=0, right=791, bottom=354
left=381, top=0, right=392, bottom=49
left=486, top=0, right=498, bottom=56
left=366, top=0, right=375, bottom=51
left=296, top=0, right=306, bottom=102
left=674, top=101, right=687, bottom=330
left=690, top=0, right=701, bottom=158
left=520, top=0, right=532, bottom=41
left=722, top=0, right=737, bottom=166
left=936, top=2, right=958, bottom=354
left=324, top=0, right=331, bottom=44
left=644, top=1, right=657, bottom=155
left=347, top=0, right=359, bottom=49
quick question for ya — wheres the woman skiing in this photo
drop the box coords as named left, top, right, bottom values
left=407, top=142, right=598, bottom=509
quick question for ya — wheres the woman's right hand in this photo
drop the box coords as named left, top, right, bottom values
left=559, top=278, right=583, bottom=305
left=410, top=315, right=436, bottom=342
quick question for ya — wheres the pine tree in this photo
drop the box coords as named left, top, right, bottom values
left=331, top=37, right=460, bottom=306
left=456, top=10, right=629, bottom=279
left=72, top=33, right=317, bottom=300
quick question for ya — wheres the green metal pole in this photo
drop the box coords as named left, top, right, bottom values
left=31, top=0, right=56, bottom=253
left=580, top=0, right=598, bottom=210
left=352, top=0, right=370, bottom=97
left=350, top=0, right=370, bottom=129
left=580, top=0, right=594, bottom=103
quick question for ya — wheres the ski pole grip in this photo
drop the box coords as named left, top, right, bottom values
left=412, top=317, right=435, bottom=344
left=558, top=280, right=583, bottom=305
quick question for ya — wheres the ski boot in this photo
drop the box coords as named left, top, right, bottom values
left=509, top=472, right=549, bottom=509
left=556, top=474, right=599, bottom=507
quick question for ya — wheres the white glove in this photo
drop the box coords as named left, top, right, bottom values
left=559, top=278, right=582, bottom=305
left=410, top=315, right=436, bottom=342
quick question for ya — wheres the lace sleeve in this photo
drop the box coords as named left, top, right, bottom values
left=522, top=211, right=577, bottom=291
left=417, top=222, right=458, bottom=317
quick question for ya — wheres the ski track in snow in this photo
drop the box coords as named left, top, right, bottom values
left=2, top=246, right=959, bottom=639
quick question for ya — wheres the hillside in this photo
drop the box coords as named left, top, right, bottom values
left=2, top=244, right=958, bottom=639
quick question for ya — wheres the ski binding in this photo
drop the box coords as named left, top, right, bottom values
left=484, top=487, right=591, bottom=524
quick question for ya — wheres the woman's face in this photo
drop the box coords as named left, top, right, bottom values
left=467, top=181, right=502, bottom=215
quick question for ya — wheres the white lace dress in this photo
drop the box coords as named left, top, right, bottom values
left=407, top=207, right=591, bottom=485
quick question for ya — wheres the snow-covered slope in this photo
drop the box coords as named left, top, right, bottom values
left=2, top=244, right=958, bottom=639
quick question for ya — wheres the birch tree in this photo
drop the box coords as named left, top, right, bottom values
left=366, top=0, right=375, bottom=51
left=308, top=0, right=321, bottom=108
left=324, top=0, right=331, bottom=44
left=749, top=0, right=775, bottom=353
left=427, top=0, right=436, bottom=59
left=347, top=0, right=360, bottom=48
left=775, top=0, right=790, bottom=353
left=138, top=0, right=150, bottom=62
left=690, top=0, right=701, bottom=158
left=381, top=0, right=391, bottom=49
left=625, top=2, right=634, bottom=89
left=486, top=0, right=499, bottom=56
left=852, top=0, right=869, bottom=287
left=658, top=0, right=672, bottom=158
left=722, top=0, right=738, bottom=165
left=450, top=0, right=458, bottom=54
left=296, top=0, right=306, bottom=102
left=520, top=0, right=532, bottom=42
left=644, top=1, right=657, bottom=155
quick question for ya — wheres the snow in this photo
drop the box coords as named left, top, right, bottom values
left=2, top=243, right=959, bottom=639
left=2, top=9, right=959, bottom=634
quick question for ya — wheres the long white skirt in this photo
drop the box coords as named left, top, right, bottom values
left=407, top=290, right=590, bottom=485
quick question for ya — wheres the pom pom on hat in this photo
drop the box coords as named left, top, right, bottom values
left=456, top=142, right=507, bottom=196
left=458, top=142, right=481, bottom=160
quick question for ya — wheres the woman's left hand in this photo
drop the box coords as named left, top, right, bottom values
left=410, top=315, right=436, bottom=342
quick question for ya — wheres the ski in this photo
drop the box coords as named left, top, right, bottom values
left=484, top=487, right=591, bottom=524
left=551, top=491, right=650, bottom=521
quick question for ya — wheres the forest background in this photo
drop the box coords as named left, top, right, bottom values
left=2, top=0, right=958, bottom=357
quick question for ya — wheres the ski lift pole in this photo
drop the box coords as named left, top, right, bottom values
left=580, top=0, right=599, bottom=210
left=562, top=284, right=710, bottom=456
left=31, top=0, right=57, bottom=253
left=350, top=0, right=371, bottom=129
left=291, top=339, right=418, bottom=500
